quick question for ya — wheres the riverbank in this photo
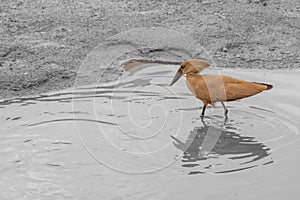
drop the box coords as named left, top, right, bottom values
left=1, top=0, right=299, bottom=99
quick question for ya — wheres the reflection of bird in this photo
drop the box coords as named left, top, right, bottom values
left=170, top=59, right=273, bottom=119
left=171, top=123, right=270, bottom=168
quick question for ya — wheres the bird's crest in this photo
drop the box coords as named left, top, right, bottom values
left=181, top=59, right=211, bottom=74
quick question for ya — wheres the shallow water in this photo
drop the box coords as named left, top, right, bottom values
left=1, top=64, right=300, bottom=199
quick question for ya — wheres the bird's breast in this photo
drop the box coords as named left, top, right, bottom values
left=185, top=74, right=222, bottom=104
left=186, top=78, right=197, bottom=96
left=186, top=75, right=208, bottom=99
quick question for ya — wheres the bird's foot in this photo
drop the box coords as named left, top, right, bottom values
left=200, top=115, right=206, bottom=125
left=224, top=115, right=228, bottom=122
left=224, top=109, right=228, bottom=121
left=200, top=114, right=205, bottom=122
left=224, top=111, right=229, bottom=123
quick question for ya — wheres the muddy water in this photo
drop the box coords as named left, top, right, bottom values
left=1, top=64, right=300, bottom=199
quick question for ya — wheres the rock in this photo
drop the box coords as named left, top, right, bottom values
left=220, top=47, right=228, bottom=52
left=269, top=46, right=276, bottom=51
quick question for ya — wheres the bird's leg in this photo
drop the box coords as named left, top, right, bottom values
left=221, top=102, right=228, bottom=119
left=200, top=104, right=207, bottom=119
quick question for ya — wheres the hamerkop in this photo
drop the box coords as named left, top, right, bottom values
left=170, top=59, right=273, bottom=119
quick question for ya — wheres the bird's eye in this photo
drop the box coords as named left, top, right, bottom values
left=180, top=65, right=185, bottom=69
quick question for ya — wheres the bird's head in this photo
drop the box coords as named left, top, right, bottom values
left=170, top=59, right=211, bottom=86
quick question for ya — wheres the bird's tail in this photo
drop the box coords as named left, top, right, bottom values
left=254, top=82, right=273, bottom=90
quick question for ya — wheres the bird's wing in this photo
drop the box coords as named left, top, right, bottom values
left=224, top=82, right=266, bottom=101
left=221, top=75, right=249, bottom=84
left=202, top=74, right=248, bottom=85
left=201, top=75, right=267, bottom=101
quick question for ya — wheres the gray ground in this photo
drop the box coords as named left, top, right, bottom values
left=0, top=0, right=299, bottom=99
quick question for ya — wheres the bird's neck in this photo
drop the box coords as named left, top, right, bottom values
left=186, top=73, right=202, bottom=84
left=186, top=72, right=200, bottom=78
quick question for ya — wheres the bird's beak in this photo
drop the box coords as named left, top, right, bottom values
left=170, top=69, right=182, bottom=86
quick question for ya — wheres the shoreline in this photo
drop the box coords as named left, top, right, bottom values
left=1, top=0, right=299, bottom=99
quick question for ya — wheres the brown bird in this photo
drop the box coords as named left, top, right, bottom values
left=170, top=59, right=273, bottom=119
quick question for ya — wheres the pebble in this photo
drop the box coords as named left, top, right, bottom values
left=221, top=47, right=228, bottom=52
left=269, top=46, right=276, bottom=51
